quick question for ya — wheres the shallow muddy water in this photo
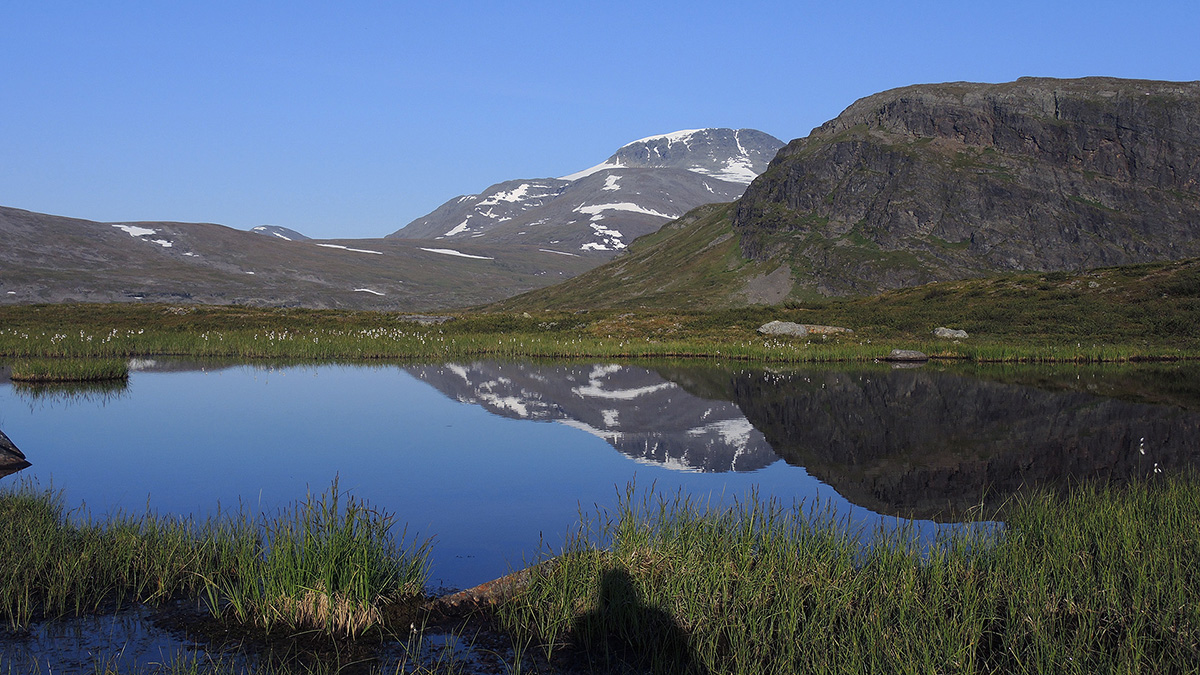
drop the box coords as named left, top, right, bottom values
left=2, top=358, right=1198, bottom=671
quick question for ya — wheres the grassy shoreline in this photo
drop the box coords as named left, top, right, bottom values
left=0, top=302, right=1197, bottom=365
left=0, top=479, right=429, bottom=641
left=1, top=477, right=1197, bottom=673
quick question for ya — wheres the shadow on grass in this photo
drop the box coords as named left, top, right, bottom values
left=572, top=568, right=709, bottom=675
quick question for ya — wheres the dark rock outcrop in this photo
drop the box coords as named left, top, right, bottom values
left=0, top=428, right=30, bottom=480
left=734, top=77, right=1200, bottom=296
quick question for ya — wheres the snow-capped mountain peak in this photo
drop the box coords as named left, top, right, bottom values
left=389, top=127, right=783, bottom=254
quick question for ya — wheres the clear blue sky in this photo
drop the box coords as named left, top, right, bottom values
left=2, top=1, right=1197, bottom=239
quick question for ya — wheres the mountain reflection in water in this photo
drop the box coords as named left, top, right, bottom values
left=725, top=365, right=1200, bottom=521
left=412, top=361, right=1200, bottom=522
left=407, top=362, right=779, bottom=473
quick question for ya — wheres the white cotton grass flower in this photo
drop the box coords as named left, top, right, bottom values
left=1139, top=437, right=1146, bottom=455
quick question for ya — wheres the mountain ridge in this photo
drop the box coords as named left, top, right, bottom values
left=506, top=76, right=1200, bottom=308
left=388, top=128, right=783, bottom=253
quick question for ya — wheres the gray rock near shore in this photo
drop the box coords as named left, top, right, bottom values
left=1, top=429, right=30, bottom=480
left=0, top=429, right=25, bottom=461
left=934, top=327, right=969, bottom=339
left=883, top=349, right=929, bottom=362
left=758, top=321, right=809, bottom=337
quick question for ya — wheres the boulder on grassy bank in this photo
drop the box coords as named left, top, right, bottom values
left=758, top=321, right=808, bottom=337
left=758, top=322, right=854, bottom=337
left=934, top=327, right=969, bottom=339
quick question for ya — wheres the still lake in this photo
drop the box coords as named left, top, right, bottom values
left=3, top=358, right=1198, bottom=590
left=2, top=358, right=1199, bottom=669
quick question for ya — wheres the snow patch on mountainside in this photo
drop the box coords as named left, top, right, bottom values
left=252, top=226, right=292, bottom=241
left=112, top=224, right=175, bottom=248
left=574, top=203, right=676, bottom=220
left=354, top=288, right=386, bottom=296
left=694, top=157, right=759, bottom=184
left=316, top=244, right=384, bottom=255
left=582, top=223, right=627, bottom=251
left=629, top=129, right=705, bottom=145
left=479, top=183, right=534, bottom=205
left=559, top=158, right=625, bottom=181
left=444, top=218, right=472, bottom=237
left=419, top=248, right=495, bottom=260
left=112, top=224, right=158, bottom=237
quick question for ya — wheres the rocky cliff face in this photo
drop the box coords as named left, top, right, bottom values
left=733, top=77, right=1200, bottom=296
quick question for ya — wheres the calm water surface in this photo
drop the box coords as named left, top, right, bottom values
left=0, top=360, right=931, bottom=589
left=2, top=358, right=1198, bottom=670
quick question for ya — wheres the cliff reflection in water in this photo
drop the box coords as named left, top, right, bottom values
left=728, top=365, right=1200, bottom=521
left=412, top=361, right=1200, bottom=522
left=406, top=362, right=780, bottom=473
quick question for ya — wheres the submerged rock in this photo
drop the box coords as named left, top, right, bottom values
left=883, top=349, right=929, bottom=362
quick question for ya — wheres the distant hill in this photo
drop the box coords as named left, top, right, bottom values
left=0, top=206, right=593, bottom=309
left=250, top=225, right=310, bottom=241
left=2, top=129, right=782, bottom=311
left=504, top=77, right=1200, bottom=308
left=388, top=128, right=783, bottom=254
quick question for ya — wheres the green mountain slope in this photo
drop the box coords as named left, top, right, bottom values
left=493, top=203, right=779, bottom=310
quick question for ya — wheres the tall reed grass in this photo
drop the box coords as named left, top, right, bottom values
left=203, top=478, right=431, bottom=638
left=0, top=479, right=429, bottom=640
left=9, top=358, right=129, bottom=382
left=497, top=478, right=1200, bottom=674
